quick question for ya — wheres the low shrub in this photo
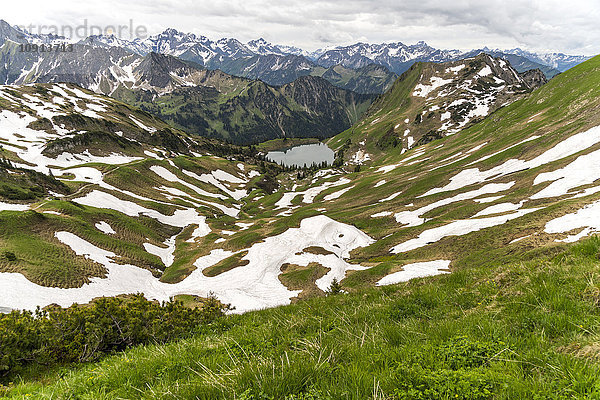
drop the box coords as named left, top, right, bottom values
left=0, top=294, right=230, bottom=380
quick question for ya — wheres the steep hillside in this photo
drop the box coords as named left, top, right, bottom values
left=310, top=63, right=397, bottom=94
left=0, top=83, right=264, bottom=290
left=307, top=54, right=600, bottom=278
left=114, top=62, right=374, bottom=144
left=329, top=53, right=546, bottom=164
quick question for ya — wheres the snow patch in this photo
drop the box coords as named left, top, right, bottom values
left=413, top=76, right=454, bottom=97
left=391, top=208, right=539, bottom=253
left=0, top=202, right=29, bottom=212
left=544, top=200, right=600, bottom=243
left=95, top=221, right=115, bottom=235
left=144, top=235, right=177, bottom=267
left=371, top=211, right=392, bottom=218
left=377, top=260, right=451, bottom=285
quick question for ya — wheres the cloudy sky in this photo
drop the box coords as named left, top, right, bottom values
left=3, top=0, right=599, bottom=55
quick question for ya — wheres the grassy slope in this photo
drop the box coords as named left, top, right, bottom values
left=327, top=62, right=422, bottom=156
left=5, top=236, right=600, bottom=398
left=0, top=153, right=245, bottom=287
left=0, top=84, right=262, bottom=286
left=304, top=55, right=600, bottom=271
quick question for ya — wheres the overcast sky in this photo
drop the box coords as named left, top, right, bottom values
left=3, top=0, right=599, bottom=55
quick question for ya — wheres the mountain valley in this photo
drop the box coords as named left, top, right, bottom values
left=0, top=53, right=599, bottom=314
left=1, top=12, right=600, bottom=399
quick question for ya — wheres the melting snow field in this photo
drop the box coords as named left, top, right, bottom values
left=377, top=260, right=451, bottom=286
left=423, top=126, right=600, bottom=197
left=394, top=182, right=515, bottom=227
left=74, top=190, right=211, bottom=229
left=473, top=202, right=523, bottom=217
left=95, top=221, right=115, bottom=235
left=324, top=185, right=354, bottom=201
left=150, top=165, right=227, bottom=200
left=391, top=208, right=539, bottom=253
left=144, top=236, right=177, bottom=267
left=0, top=108, right=142, bottom=177
left=182, top=169, right=247, bottom=201
left=531, top=147, right=600, bottom=199
left=379, top=191, right=403, bottom=203
left=275, top=178, right=351, bottom=208
left=544, top=200, right=600, bottom=242
left=0, top=216, right=375, bottom=313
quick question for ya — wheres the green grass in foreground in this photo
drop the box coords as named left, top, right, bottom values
left=5, top=237, right=600, bottom=399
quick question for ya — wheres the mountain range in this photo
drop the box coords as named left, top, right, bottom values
left=73, top=26, right=588, bottom=80
left=80, top=27, right=586, bottom=75
left=5, top=19, right=589, bottom=89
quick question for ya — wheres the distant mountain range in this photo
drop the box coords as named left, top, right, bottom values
left=71, top=27, right=589, bottom=81
left=3, top=20, right=590, bottom=92
left=79, top=28, right=587, bottom=75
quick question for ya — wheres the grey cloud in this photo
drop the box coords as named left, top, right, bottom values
left=4, top=0, right=599, bottom=54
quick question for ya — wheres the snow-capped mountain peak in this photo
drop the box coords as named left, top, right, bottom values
left=502, top=47, right=591, bottom=71
left=246, top=38, right=307, bottom=58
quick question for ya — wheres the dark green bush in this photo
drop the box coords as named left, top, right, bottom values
left=437, top=336, right=505, bottom=370
left=0, top=294, right=230, bottom=380
left=326, top=278, right=343, bottom=295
